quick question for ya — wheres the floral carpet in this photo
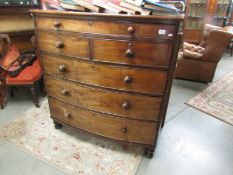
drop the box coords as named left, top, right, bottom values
left=0, top=100, right=143, bottom=175
left=186, top=70, right=233, bottom=126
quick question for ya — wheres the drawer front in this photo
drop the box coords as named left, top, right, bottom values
left=36, top=17, right=91, bottom=33
left=49, top=97, right=156, bottom=145
left=35, top=17, right=175, bottom=39
left=93, top=39, right=172, bottom=67
left=92, top=21, right=175, bottom=38
left=42, top=54, right=167, bottom=95
left=37, top=31, right=90, bottom=59
left=45, top=75, right=162, bottom=121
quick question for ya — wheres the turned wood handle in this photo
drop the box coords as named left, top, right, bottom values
left=61, top=89, right=68, bottom=96
left=127, top=26, right=134, bottom=33
left=64, top=112, right=71, bottom=119
left=121, top=126, right=128, bottom=133
left=124, top=76, right=133, bottom=83
left=54, top=21, right=61, bottom=27
left=58, top=65, right=66, bottom=72
left=55, top=41, right=64, bottom=48
left=121, top=101, right=130, bottom=110
left=125, top=49, right=134, bottom=57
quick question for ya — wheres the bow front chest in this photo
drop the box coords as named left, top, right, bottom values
left=32, top=10, right=183, bottom=157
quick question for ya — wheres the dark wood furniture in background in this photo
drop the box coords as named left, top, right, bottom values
left=184, top=0, right=232, bottom=43
left=0, top=0, right=41, bottom=50
left=0, top=0, right=40, bottom=15
left=32, top=10, right=183, bottom=157
left=0, top=1, right=42, bottom=109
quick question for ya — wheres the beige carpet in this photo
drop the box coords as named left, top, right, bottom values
left=186, top=71, right=233, bottom=126
left=0, top=100, right=143, bottom=175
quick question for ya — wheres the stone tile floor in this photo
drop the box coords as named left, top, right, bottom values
left=0, top=54, right=233, bottom=175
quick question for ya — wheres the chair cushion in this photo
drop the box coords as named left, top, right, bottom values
left=6, top=59, right=42, bottom=84
left=183, top=42, right=205, bottom=60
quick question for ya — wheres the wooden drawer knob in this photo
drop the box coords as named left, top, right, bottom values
left=127, top=26, right=134, bottom=33
left=124, top=76, right=133, bottom=83
left=121, top=126, right=128, bottom=133
left=61, top=89, right=68, bottom=96
left=121, top=101, right=130, bottom=110
left=55, top=41, right=64, bottom=49
left=58, top=65, right=66, bottom=72
left=64, top=112, right=71, bottom=119
left=54, top=21, right=61, bottom=27
left=125, top=49, right=134, bottom=57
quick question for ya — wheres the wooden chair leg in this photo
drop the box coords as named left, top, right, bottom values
left=10, top=86, right=17, bottom=97
left=10, top=87, right=14, bottom=97
left=30, top=83, right=39, bottom=107
left=0, top=94, right=4, bottom=109
left=231, top=46, right=233, bottom=57
left=0, top=86, right=6, bottom=110
left=39, top=77, right=46, bottom=97
left=0, top=103, right=4, bottom=109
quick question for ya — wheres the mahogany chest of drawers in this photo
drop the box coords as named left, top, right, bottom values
left=31, top=10, right=183, bottom=157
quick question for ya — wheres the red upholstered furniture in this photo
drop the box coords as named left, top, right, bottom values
left=5, top=59, right=42, bottom=107
left=0, top=43, right=44, bottom=109
left=6, top=59, right=41, bottom=85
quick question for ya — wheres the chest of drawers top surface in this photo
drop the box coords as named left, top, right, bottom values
left=32, top=10, right=183, bottom=157
left=31, top=9, right=184, bottom=21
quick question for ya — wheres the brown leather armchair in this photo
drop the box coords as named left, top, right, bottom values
left=174, top=24, right=233, bottom=82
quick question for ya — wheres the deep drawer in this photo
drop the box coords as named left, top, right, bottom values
left=49, top=97, right=157, bottom=145
left=45, top=75, right=162, bottom=121
left=42, top=54, right=167, bottom=95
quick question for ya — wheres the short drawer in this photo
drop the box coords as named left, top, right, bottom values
left=49, top=97, right=157, bottom=145
left=35, top=17, right=91, bottom=33
left=93, top=39, right=172, bottom=67
left=42, top=54, right=167, bottom=95
left=37, top=31, right=89, bottom=59
left=35, top=17, right=175, bottom=39
left=45, top=75, right=162, bottom=121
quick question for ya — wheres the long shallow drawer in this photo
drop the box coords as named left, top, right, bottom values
left=42, top=54, right=167, bottom=95
left=36, top=17, right=175, bottom=39
left=37, top=31, right=89, bottom=59
left=49, top=97, right=157, bottom=145
left=93, top=39, right=172, bottom=67
left=45, top=75, right=162, bottom=121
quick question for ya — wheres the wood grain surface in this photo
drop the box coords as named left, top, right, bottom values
left=42, top=54, right=167, bottom=95
left=49, top=97, right=157, bottom=145
left=93, top=38, right=172, bottom=67
left=45, top=75, right=162, bottom=121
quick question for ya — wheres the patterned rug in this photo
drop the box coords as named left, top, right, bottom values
left=0, top=100, right=143, bottom=175
left=186, top=71, right=233, bottom=126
